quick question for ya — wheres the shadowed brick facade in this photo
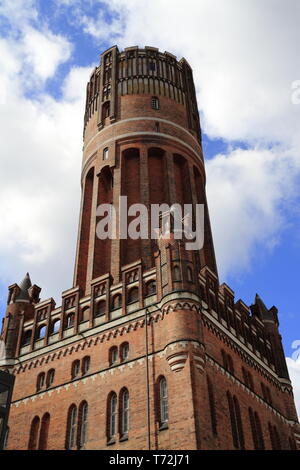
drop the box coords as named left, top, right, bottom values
left=1, top=45, right=299, bottom=450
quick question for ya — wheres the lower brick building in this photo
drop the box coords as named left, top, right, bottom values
left=1, top=45, right=299, bottom=450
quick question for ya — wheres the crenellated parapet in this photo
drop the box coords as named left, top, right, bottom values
left=84, top=46, right=201, bottom=142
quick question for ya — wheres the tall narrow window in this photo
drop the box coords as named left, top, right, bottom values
left=109, top=346, right=118, bottom=366
left=3, top=426, right=9, bottom=449
left=187, top=266, right=193, bottom=282
left=36, top=325, right=46, bottom=340
left=227, top=355, right=235, bottom=375
left=82, top=356, right=90, bottom=375
left=36, top=372, right=45, bottom=392
left=173, top=265, right=181, bottom=281
left=46, top=369, right=55, bottom=389
left=108, top=392, right=117, bottom=442
left=66, top=405, right=77, bottom=450
left=22, top=330, right=32, bottom=346
left=103, top=147, right=109, bottom=160
left=207, top=376, right=217, bottom=435
left=38, top=413, right=50, bottom=450
left=268, top=423, right=281, bottom=450
left=146, top=280, right=156, bottom=296
left=50, top=319, right=60, bottom=334
left=71, top=360, right=80, bottom=379
left=95, top=300, right=106, bottom=317
left=120, top=343, right=129, bottom=362
left=289, top=436, right=297, bottom=450
left=127, top=287, right=138, bottom=304
left=120, top=389, right=129, bottom=437
left=65, top=313, right=74, bottom=329
left=227, top=392, right=244, bottom=449
left=249, top=408, right=264, bottom=450
left=102, top=101, right=110, bottom=120
left=112, top=294, right=122, bottom=310
left=78, top=401, right=88, bottom=449
left=28, top=416, right=40, bottom=450
left=159, top=377, right=168, bottom=428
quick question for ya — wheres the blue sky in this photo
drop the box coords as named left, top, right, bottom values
left=0, top=0, right=300, bottom=410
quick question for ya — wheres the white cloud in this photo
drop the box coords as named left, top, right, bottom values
left=21, top=27, right=72, bottom=81
left=0, top=1, right=90, bottom=303
left=79, top=10, right=124, bottom=41
left=0, top=0, right=38, bottom=25
left=206, top=146, right=300, bottom=277
left=287, top=357, right=300, bottom=419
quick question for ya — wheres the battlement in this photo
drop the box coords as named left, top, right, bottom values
left=83, top=45, right=200, bottom=140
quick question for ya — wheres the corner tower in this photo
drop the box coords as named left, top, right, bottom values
left=74, top=45, right=217, bottom=295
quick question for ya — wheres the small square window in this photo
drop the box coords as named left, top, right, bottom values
left=151, top=97, right=159, bottom=110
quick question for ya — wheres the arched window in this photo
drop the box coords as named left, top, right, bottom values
left=102, top=101, right=110, bottom=120
left=36, top=325, right=46, bottom=340
left=108, top=392, right=117, bottom=442
left=209, top=292, right=217, bottom=311
left=207, top=376, right=217, bottom=435
left=145, top=280, right=156, bottom=296
left=112, top=294, right=122, bottom=310
left=249, top=408, right=264, bottom=450
left=109, top=346, right=118, bottom=366
left=120, top=343, right=129, bottom=362
left=46, top=369, right=55, bottom=389
left=50, top=319, right=60, bottom=334
left=22, top=329, right=32, bottom=346
left=71, top=360, right=80, bottom=379
left=120, top=389, right=129, bottom=437
left=173, top=265, right=181, bottom=282
left=28, top=416, right=40, bottom=450
left=38, top=413, right=50, bottom=450
left=95, top=300, right=106, bottom=317
left=66, top=405, right=77, bottom=450
left=222, top=350, right=234, bottom=375
left=36, top=372, right=45, bottom=392
left=242, top=368, right=254, bottom=391
left=261, top=383, right=272, bottom=405
left=78, top=401, right=88, bottom=449
left=151, top=96, right=159, bottom=110
left=82, top=356, right=90, bottom=375
left=103, top=147, right=109, bottom=160
left=227, top=355, right=235, bottom=375
left=65, top=313, right=75, bottom=329
left=221, top=350, right=228, bottom=369
left=127, top=287, right=139, bottom=304
left=159, top=377, right=168, bottom=427
left=187, top=266, right=193, bottom=282
left=80, top=306, right=90, bottom=323
left=227, top=392, right=244, bottom=449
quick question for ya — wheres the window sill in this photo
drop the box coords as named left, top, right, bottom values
left=107, top=437, right=116, bottom=446
left=159, top=422, right=169, bottom=431
left=119, top=433, right=128, bottom=442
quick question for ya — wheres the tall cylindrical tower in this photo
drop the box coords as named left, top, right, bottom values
left=74, top=45, right=217, bottom=295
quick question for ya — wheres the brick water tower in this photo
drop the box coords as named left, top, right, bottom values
left=1, top=46, right=299, bottom=450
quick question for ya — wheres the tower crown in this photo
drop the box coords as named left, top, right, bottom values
left=83, top=45, right=201, bottom=143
